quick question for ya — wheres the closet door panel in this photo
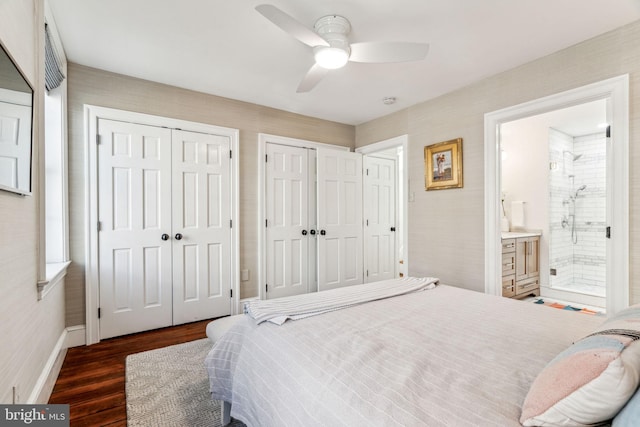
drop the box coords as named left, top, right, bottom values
left=265, top=143, right=309, bottom=299
left=97, top=119, right=173, bottom=339
left=172, top=130, right=232, bottom=323
left=317, top=149, right=363, bottom=291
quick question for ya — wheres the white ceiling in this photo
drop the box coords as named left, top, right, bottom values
left=501, top=99, right=607, bottom=144
left=47, top=0, right=640, bottom=126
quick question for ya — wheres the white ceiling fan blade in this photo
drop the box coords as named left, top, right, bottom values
left=297, top=63, right=330, bottom=93
left=349, top=42, right=429, bottom=63
left=256, top=4, right=329, bottom=47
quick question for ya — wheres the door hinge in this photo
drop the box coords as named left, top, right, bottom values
left=230, top=219, right=233, bottom=228
left=366, top=270, right=369, bottom=277
left=265, top=219, right=268, bottom=227
left=96, top=134, right=101, bottom=145
left=366, top=219, right=369, bottom=226
left=230, top=289, right=233, bottom=298
left=606, top=226, right=611, bottom=239
left=229, top=150, right=233, bottom=159
left=606, top=125, right=611, bottom=138
left=366, top=168, right=369, bottom=176
left=97, top=221, right=102, bottom=232
left=266, top=284, right=268, bottom=293
left=98, top=307, right=101, bottom=319
left=265, top=154, right=268, bottom=162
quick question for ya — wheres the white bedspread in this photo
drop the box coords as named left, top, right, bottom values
left=246, top=276, right=438, bottom=325
left=206, top=283, right=603, bottom=426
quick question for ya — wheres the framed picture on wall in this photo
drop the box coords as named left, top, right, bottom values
left=424, top=138, right=463, bottom=190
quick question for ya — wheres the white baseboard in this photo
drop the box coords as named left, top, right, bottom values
left=65, top=325, right=86, bottom=348
left=27, top=329, right=67, bottom=404
left=27, top=325, right=86, bottom=404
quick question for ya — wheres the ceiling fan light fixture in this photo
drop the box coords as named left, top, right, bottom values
left=256, top=6, right=429, bottom=92
left=314, top=46, right=349, bottom=69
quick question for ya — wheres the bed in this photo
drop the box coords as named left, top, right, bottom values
left=205, top=278, right=639, bottom=426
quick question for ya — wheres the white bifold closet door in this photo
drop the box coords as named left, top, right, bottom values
left=265, top=144, right=362, bottom=298
left=265, top=144, right=317, bottom=299
left=97, top=119, right=231, bottom=339
left=317, top=149, right=363, bottom=291
left=171, top=130, right=232, bottom=324
left=363, top=156, right=397, bottom=282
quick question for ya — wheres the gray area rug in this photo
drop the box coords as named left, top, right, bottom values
left=126, top=339, right=246, bottom=427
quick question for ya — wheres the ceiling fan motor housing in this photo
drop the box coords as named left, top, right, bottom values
left=312, top=15, right=352, bottom=69
left=314, top=15, right=351, bottom=54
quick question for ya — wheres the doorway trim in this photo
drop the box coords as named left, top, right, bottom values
left=484, top=75, right=629, bottom=314
left=356, top=135, right=409, bottom=278
left=84, top=105, right=240, bottom=345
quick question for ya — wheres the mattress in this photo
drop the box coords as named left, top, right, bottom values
left=205, top=283, right=604, bottom=426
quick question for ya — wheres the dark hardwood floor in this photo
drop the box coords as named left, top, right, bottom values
left=49, top=319, right=214, bottom=426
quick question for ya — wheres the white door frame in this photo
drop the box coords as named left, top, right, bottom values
left=356, top=135, right=409, bottom=279
left=85, top=105, right=240, bottom=345
left=484, top=75, right=629, bottom=314
left=257, top=133, right=348, bottom=300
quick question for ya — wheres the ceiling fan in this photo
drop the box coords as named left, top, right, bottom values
left=255, top=4, right=430, bottom=92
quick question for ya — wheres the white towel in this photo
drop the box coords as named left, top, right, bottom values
left=246, top=276, right=439, bottom=325
left=511, top=201, right=525, bottom=228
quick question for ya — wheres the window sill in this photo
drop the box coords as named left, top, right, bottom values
left=38, top=261, right=71, bottom=301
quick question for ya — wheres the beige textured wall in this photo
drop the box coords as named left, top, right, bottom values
left=356, top=20, right=640, bottom=303
left=0, top=0, right=66, bottom=404
left=65, top=64, right=355, bottom=325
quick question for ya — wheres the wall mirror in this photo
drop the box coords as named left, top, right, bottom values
left=0, top=41, right=34, bottom=196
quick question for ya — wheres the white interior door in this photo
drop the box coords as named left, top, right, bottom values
left=0, top=101, right=31, bottom=191
left=317, top=149, right=363, bottom=291
left=265, top=143, right=310, bottom=299
left=307, top=149, right=318, bottom=292
left=172, top=129, right=232, bottom=323
left=97, top=119, right=173, bottom=339
left=364, top=156, right=397, bottom=282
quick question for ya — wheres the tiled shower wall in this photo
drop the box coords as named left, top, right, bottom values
left=549, top=129, right=606, bottom=296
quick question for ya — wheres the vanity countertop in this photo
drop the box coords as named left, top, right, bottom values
left=501, top=231, right=541, bottom=239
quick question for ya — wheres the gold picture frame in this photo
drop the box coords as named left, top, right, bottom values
left=424, top=138, right=463, bottom=190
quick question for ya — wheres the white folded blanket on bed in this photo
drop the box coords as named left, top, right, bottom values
left=246, top=276, right=439, bottom=325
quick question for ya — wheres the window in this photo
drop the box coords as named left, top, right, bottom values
left=38, top=12, right=69, bottom=300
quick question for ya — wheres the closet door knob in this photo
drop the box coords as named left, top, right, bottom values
left=161, top=233, right=170, bottom=241
left=320, top=230, right=326, bottom=236
left=175, top=233, right=183, bottom=241
left=310, top=229, right=316, bottom=235
left=302, top=230, right=308, bottom=236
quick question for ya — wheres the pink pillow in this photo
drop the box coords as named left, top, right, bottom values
left=521, top=305, right=640, bottom=426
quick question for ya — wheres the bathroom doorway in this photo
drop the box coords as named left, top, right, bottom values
left=500, top=100, right=607, bottom=308
left=484, top=75, right=629, bottom=315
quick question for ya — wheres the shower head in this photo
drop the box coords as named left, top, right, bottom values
left=573, top=185, right=587, bottom=199
left=563, top=150, right=582, bottom=161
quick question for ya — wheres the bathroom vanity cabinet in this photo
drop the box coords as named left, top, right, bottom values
left=501, top=233, right=540, bottom=299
